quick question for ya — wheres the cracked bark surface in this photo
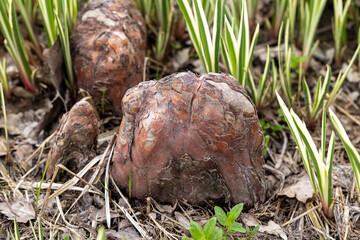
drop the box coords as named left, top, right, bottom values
left=71, top=0, right=146, bottom=116
left=46, top=100, right=99, bottom=180
left=112, top=72, right=266, bottom=205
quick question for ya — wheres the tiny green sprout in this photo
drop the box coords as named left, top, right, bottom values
left=260, top=120, right=284, bottom=137
left=96, top=225, right=106, bottom=240
left=264, top=135, right=270, bottom=157
left=101, top=86, right=106, bottom=115
left=36, top=157, right=51, bottom=209
left=129, top=171, right=132, bottom=199
left=246, top=225, right=259, bottom=239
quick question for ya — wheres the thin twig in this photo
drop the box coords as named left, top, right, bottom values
left=24, top=130, right=57, bottom=164
left=64, top=134, right=116, bottom=216
left=112, top=201, right=149, bottom=239
left=334, top=104, right=360, bottom=126
left=275, top=126, right=288, bottom=169
left=335, top=199, right=360, bottom=213
left=149, top=213, right=178, bottom=240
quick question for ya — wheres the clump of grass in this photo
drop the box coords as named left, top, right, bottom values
left=14, top=0, right=44, bottom=61
left=247, top=46, right=277, bottom=109
left=277, top=94, right=335, bottom=218
left=38, top=0, right=57, bottom=47
left=277, top=21, right=294, bottom=106
left=329, top=109, right=360, bottom=193
left=222, top=0, right=259, bottom=86
left=178, top=0, right=225, bottom=73
left=298, top=0, right=327, bottom=70
left=135, top=0, right=178, bottom=61
left=153, top=0, right=174, bottom=61
left=0, top=0, right=37, bottom=93
left=302, top=65, right=331, bottom=126
left=38, top=0, right=76, bottom=92
left=0, top=58, right=10, bottom=98
left=54, top=0, right=75, bottom=91
left=134, top=0, right=154, bottom=25
left=0, top=59, right=10, bottom=164
left=332, top=0, right=351, bottom=64
left=271, top=0, right=287, bottom=38
left=325, top=45, right=360, bottom=110
left=245, top=0, right=258, bottom=28
left=301, top=45, right=360, bottom=126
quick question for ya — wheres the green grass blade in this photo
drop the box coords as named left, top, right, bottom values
left=224, top=19, right=237, bottom=75
left=327, top=45, right=360, bottom=108
left=312, top=65, right=331, bottom=120
left=257, top=45, right=271, bottom=104
left=276, top=93, right=317, bottom=191
left=329, top=108, right=360, bottom=192
left=302, top=77, right=312, bottom=120
left=194, top=0, right=212, bottom=72
left=38, top=0, right=57, bottom=47
left=212, top=0, right=224, bottom=72
left=178, top=0, right=204, bottom=68
left=14, top=217, right=20, bottom=240
left=14, top=0, right=39, bottom=49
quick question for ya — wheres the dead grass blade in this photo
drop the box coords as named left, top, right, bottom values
left=104, top=135, right=116, bottom=228
left=55, top=196, right=77, bottom=229
left=63, top=134, right=116, bottom=217
left=306, top=201, right=326, bottom=240
left=39, top=154, right=103, bottom=210
left=282, top=204, right=320, bottom=227
left=149, top=213, right=178, bottom=239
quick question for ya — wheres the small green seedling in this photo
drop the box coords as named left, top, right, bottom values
left=246, top=225, right=259, bottom=240
left=183, top=203, right=258, bottom=240
left=214, top=203, right=246, bottom=237
left=183, top=217, right=223, bottom=240
left=260, top=120, right=284, bottom=137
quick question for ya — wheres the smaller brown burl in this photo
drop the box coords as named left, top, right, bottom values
left=47, top=99, right=99, bottom=180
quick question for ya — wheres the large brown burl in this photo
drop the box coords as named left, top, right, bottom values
left=71, top=0, right=146, bottom=115
left=112, top=72, right=266, bottom=205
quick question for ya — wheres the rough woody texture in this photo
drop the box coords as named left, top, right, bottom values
left=71, top=0, right=146, bottom=115
left=112, top=72, right=266, bottom=205
left=46, top=100, right=99, bottom=179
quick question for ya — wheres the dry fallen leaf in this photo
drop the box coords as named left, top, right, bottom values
left=278, top=174, right=314, bottom=203
left=172, top=48, right=190, bottom=71
left=151, top=198, right=177, bottom=214
left=332, top=165, right=354, bottom=189
left=106, top=228, right=140, bottom=239
left=241, top=213, right=260, bottom=227
left=259, top=220, right=287, bottom=240
left=42, top=39, right=64, bottom=91
left=174, top=212, right=190, bottom=229
left=13, top=144, right=33, bottom=161
left=0, top=137, right=7, bottom=157
left=89, top=206, right=120, bottom=222
left=0, top=198, right=35, bottom=223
